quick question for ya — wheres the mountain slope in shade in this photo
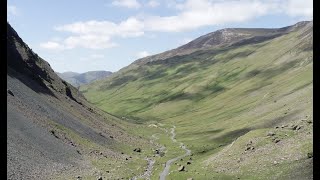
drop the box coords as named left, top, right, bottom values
left=82, top=21, right=312, bottom=179
left=7, top=22, right=153, bottom=179
left=58, top=71, right=112, bottom=87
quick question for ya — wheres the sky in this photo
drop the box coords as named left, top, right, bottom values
left=7, top=0, right=312, bottom=73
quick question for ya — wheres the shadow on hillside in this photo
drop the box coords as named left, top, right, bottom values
left=7, top=67, right=57, bottom=98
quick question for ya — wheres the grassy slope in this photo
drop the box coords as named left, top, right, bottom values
left=81, top=26, right=312, bottom=179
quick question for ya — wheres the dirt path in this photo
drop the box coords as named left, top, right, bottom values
left=159, top=125, right=191, bottom=180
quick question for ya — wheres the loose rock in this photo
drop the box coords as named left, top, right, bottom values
left=7, top=89, right=14, bottom=96
left=267, top=131, right=276, bottom=136
left=178, top=165, right=185, bottom=171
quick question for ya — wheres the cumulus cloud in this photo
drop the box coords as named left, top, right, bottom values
left=42, top=18, right=143, bottom=50
left=284, top=0, right=313, bottom=18
left=136, top=51, right=150, bottom=58
left=40, top=41, right=64, bottom=50
left=112, top=0, right=141, bottom=9
left=159, top=0, right=312, bottom=32
left=144, top=0, right=278, bottom=32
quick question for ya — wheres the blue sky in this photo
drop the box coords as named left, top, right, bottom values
left=7, top=0, right=312, bottom=73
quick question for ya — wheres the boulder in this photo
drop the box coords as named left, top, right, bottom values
left=267, top=132, right=275, bottom=136
left=178, top=165, right=185, bottom=171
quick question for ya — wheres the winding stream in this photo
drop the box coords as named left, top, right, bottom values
left=159, top=125, right=191, bottom=180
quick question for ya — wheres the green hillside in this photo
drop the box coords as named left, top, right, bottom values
left=81, top=21, right=313, bottom=179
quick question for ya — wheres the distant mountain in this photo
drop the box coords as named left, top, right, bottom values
left=57, top=71, right=112, bottom=87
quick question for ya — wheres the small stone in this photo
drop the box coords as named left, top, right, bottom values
left=178, top=165, right=185, bottom=171
left=274, top=139, right=280, bottom=143
left=187, top=178, right=193, bottom=180
left=97, top=176, right=103, bottom=180
left=187, top=161, right=191, bottom=165
left=273, top=161, right=278, bottom=165
left=267, top=131, right=276, bottom=136
left=7, top=89, right=14, bottom=96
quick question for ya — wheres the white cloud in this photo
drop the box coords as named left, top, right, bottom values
left=7, top=5, right=18, bottom=16
left=63, top=35, right=117, bottom=49
left=147, top=0, right=160, bottom=8
left=112, top=0, right=141, bottom=9
left=284, top=0, right=313, bottom=18
left=136, top=51, right=150, bottom=58
left=40, top=41, right=64, bottom=50
left=54, top=18, right=144, bottom=37
left=42, top=18, right=144, bottom=50
left=144, top=0, right=276, bottom=32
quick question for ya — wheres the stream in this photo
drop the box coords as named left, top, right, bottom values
left=159, top=125, right=191, bottom=180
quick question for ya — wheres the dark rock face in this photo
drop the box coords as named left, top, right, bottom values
left=7, top=22, right=84, bottom=103
left=7, top=22, right=118, bottom=179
